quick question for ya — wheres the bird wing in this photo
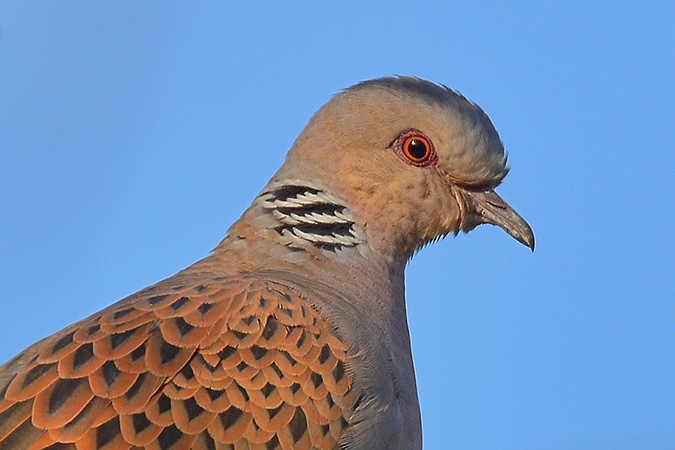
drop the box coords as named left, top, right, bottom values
left=0, top=275, right=356, bottom=449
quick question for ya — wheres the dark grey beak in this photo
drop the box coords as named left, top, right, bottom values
left=463, top=189, right=535, bottom=251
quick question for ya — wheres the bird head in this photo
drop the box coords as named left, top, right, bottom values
left=262, top=76, right=534, bottom=261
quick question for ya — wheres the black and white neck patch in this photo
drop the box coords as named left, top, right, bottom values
left=259, top=183, right=366, bottom=252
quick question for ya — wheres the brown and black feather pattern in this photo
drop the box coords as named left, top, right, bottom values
left=0, top=276, right=355, bottom=449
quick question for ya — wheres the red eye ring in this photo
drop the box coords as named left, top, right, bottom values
left=393, top=129, right=438, bottom=167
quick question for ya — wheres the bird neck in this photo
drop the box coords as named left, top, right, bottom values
left=197, top=183, right=412, bottom=332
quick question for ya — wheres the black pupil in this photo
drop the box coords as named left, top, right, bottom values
left=408, top=139, right=428, bottom=159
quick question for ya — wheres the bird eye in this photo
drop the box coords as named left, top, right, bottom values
left=404, top=136, right=431, bottom=161
left=393, top=129, right=438, bottom=167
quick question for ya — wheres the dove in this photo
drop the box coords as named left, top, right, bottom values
left=0, top=76, right=534, bottom=450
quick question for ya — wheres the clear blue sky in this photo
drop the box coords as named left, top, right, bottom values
left=1, top=2, right=673, bottom=449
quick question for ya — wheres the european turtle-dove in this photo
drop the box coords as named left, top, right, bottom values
left=0, top=76, right=534, bottom=449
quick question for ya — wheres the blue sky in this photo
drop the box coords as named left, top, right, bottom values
left=1, top=2, right=673, bottom=449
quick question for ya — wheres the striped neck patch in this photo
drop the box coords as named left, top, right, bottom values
left=259, top=184, right=366, bottom=252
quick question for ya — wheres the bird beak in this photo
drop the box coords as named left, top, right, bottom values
left=463, top=189, right=535, bottom=251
